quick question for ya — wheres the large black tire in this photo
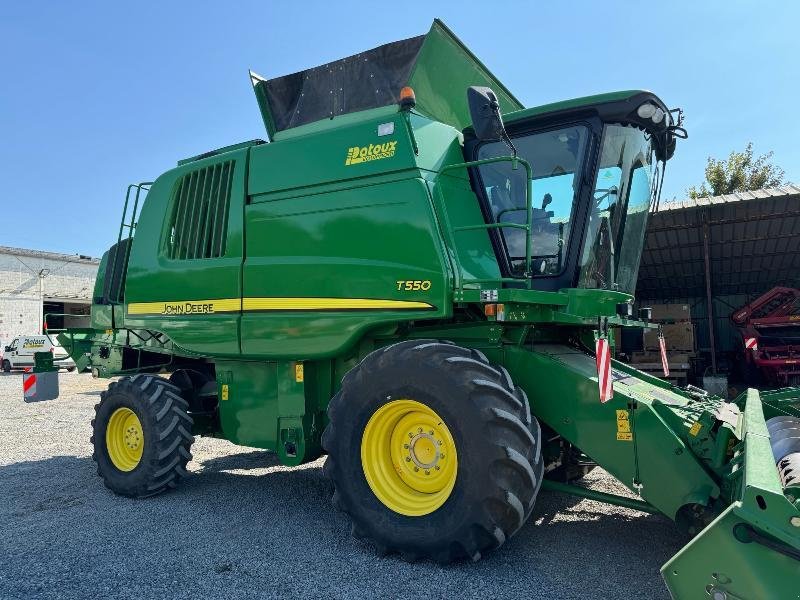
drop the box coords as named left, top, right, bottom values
left=91, top=374, right=194, bottom=497
left=2, top=359, right=10, bottom=373
left=323, top=340, right=544, bottom=563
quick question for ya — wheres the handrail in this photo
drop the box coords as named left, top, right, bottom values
left=112, top=182, right=152, bottom=304
left=494, top=209, right=566, bottom=266
left=116, top=182, right=152, bottom=248
left=434, top=156, right=533, bottom=293
left=42, top=312, right=90, bottom=333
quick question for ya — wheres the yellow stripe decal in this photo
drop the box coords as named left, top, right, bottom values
left=243, top=298, right=433, bottom=311
left=128, top=297, right=433, bottom=315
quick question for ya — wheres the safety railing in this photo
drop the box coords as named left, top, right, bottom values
left=495, top=207, right=565, bottom=268
left=109, top=182, right=152, bottom=304
left=433, top=156, right=533, bottom=293
left=116, top=182, right=152, bottom=248
left=42, top=313, right=94, bottom=368
left=43, top=312, right=90, bottom=333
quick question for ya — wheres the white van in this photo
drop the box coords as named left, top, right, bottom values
left=2, top=335, right=76, bottom=372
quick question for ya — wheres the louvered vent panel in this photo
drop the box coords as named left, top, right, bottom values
left=167, top=161, right=234, bottom=259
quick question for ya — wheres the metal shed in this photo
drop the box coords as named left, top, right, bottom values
left=636, top=185, right=800, bottom=373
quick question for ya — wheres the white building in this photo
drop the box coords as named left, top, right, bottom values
left=0, top=246, right=99, bottom=346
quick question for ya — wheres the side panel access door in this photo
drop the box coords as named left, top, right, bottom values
left=124, top=149, right=248, bottom=356
left=240, top=176, right=450, bottom=359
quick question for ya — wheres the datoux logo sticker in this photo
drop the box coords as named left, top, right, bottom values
left=345, top=140, right=397, bottom=165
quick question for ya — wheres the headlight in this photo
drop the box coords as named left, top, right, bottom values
left=637, top=103, right=657, bottom=119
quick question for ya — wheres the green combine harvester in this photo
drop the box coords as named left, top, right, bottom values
left=57, top=20, right=799, bottom=599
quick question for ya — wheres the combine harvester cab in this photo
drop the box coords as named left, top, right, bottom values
left=53, top=19, right=800, bottom=599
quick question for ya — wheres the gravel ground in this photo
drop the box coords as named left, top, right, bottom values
left=0, top=371, right=686, bottom=599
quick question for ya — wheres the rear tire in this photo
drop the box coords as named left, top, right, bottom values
left=2, top=360, right=10, bottom=373
left=323, top=339, right=544, bottom=563
left=91, top=374, right=194, bottom=497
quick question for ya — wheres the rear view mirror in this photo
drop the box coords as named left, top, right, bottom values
left=468, top=86, right=505, bottom=141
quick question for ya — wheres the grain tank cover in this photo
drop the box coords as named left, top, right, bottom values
left=251, top=19, right=522, bottom=139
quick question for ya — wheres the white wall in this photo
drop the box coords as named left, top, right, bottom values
left=0, top=249, right=98, bottom=346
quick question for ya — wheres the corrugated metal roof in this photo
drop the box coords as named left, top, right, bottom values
left=0, top=245, right=100, bottom=265
left=637, top=186, right=800, bottom=299
left=657, top=184, right=800, bottom=212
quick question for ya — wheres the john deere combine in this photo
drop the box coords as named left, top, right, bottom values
left=58, top=20, right=799, bottom=599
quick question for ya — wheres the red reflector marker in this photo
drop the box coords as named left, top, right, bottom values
left=659, top=335, right=670, bottom=377
left=23, top=374, right=37, bottom=392
left=596, top=338, right=613, bottom=403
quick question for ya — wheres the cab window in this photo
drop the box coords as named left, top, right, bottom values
left=476, top=125, right=590, bottom=276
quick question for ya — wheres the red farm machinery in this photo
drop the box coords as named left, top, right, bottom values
left=732, top=287, right=800, bottom=387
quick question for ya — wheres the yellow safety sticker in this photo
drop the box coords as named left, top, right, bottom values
left=221, top=384, right=229, bottom=401
left=689, top=422, right=702, bottom=436
left=295, top=363, right=304, bottom=383
left=616, top=409, right=632, bottom=442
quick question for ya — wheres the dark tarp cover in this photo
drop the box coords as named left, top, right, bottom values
left=264, top=36, right=424, bottom=133
left=251, top=20, right=523, bottom=139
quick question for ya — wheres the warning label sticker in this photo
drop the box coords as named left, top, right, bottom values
left=616, top=409, right=632, bottom=441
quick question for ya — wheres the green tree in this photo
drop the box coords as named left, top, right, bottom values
left=687, top=142, right=785, bottom=198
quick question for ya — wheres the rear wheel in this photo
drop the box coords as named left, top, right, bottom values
left=91, top=374, right=194, bottom=497
left=2, top=360, right=10, bottom=373
left=323, top=340, right=543, bottom=562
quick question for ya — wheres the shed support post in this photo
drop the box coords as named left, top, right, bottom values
left=702, top=217, right=717, bottom=374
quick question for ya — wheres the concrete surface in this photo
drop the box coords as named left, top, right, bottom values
left=0, top=372, right=685, bottom=599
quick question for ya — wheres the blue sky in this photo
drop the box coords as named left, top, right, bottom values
left=1, top=1, right=797, bottom=256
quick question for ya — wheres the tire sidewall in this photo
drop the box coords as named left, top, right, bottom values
left=331, top=353, right=506, bottom=550
left=94, top=383, right=160, bottom=493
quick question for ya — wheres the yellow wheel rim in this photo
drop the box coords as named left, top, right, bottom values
left=106, top=407, right=144, bottom=472
left=361, top=399, right=458, bottom=516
